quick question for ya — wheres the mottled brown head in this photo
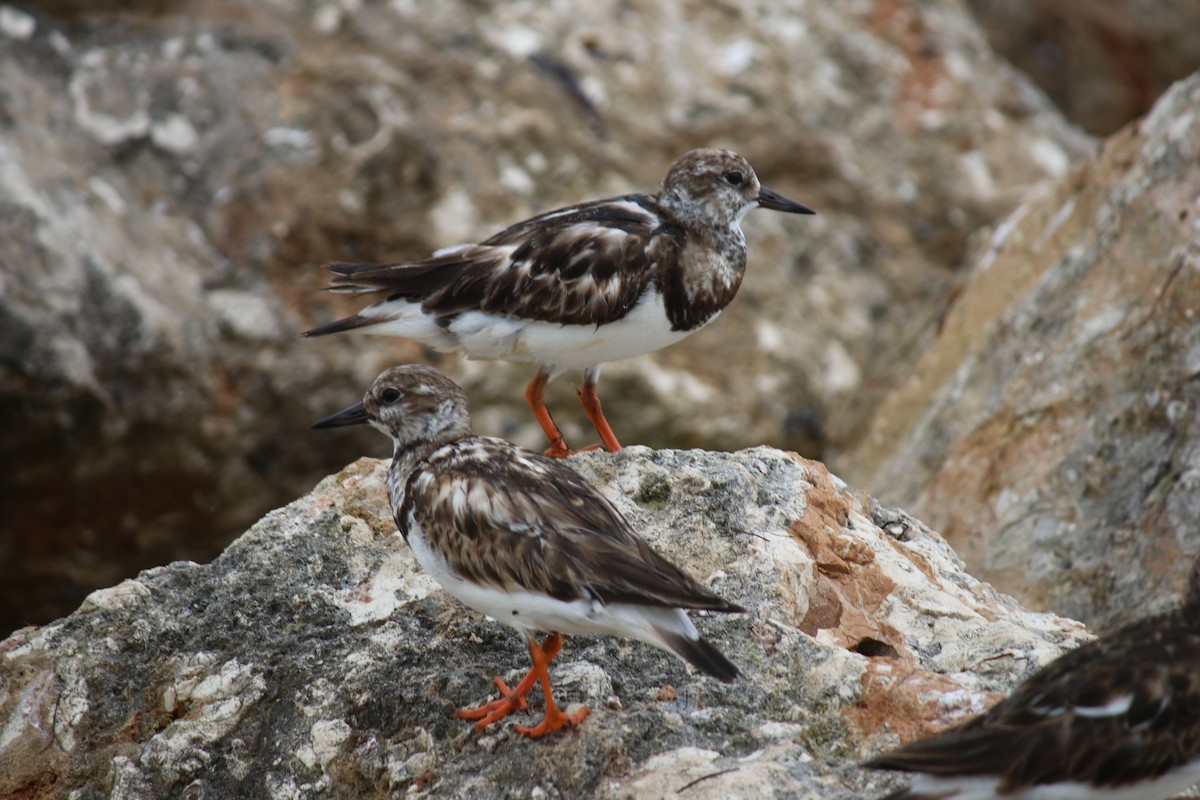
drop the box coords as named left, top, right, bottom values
left=312, top=365, right=471, bottom=451
left=657, top=148, right=813, bottom=231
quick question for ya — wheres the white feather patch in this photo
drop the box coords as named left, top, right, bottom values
left=901, top=757, right=1200, bottom=799
left=1072, top=694, right=1133, bottom=718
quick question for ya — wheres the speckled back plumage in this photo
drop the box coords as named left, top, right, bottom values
left=306, top=149, right=812, bottom=457
left=314, top=364, right=755, bottom=738
left=400, top=437, right=740, bottom=612
left=312, top=364, right=745, bottom=685
left=306, top=149, right=786, bottom=338
left=865, top=563, right=1200, bottom=799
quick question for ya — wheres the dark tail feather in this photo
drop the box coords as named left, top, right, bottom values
left=326, top=260, right=402, bottom=279
left=325, top=261, right=389, bottom=291
left=326, top=260, right=450, bottom=292
left=328, top=261, right=373, bottom=275
left=663, top=632, right=740, bottom=683
left=302, top=313, right=379, bottom=338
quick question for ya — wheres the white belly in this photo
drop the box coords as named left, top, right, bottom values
left=404, top=519, right=695, bottom=652
left=902, top=761, right=1200, bottom=800
left=448, top=290, right=714, bottom=372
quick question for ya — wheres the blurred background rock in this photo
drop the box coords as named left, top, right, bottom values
left=967, top=0, right=1200, bottom=136
left=1, top=0, right=1197, bottom=637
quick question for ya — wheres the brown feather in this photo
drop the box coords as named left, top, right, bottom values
left=865, top=605, right=1200, bottom=791
left=309, top=182, right=749, bottom=334
left=401, top=439, right=744, bottom=613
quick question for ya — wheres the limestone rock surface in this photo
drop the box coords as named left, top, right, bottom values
left=0, top=448, right=1088, bottom=799
left=843, top=72, right=1200, bottom=630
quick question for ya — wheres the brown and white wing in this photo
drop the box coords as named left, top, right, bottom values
left=316, top=194, right=679, bottom=328
left=400, top=438, right=742, bottom=613
left=866, top=614, right=1200, bottom=792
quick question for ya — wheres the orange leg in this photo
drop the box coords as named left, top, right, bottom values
left=578, top=367, right=621, bottom=452
left=524, top=370, right=573, bottom=459
left=513, top=633, right=589, bottom=738
left=454, top=633, right=560, bottom=731
left=453, top=633, right=579, bottom=735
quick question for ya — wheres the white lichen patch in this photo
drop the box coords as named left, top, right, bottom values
left=1029, top=136, right=1071, bottom=177
left=619, top=740, right=810, bottom=798
left=87, top=176, right=128, bottom=214
left=109, top=755, right=153, bottom=798
left=550, top=661, right=613, bottom=703
left=333, top=550, right=437, bottom=626
left=635, top=361, right=717, bottom=405
left=77, top=578, right=152, bottom=614
left=0, top=6, right=36, bottom=39
left=128, top=657, right=267, bottom=788
left=822, top=339, right=862, bottom=395
left=0, top=669, right=55, bottom=753
left=640, top=745, right=720, bottom=774
left=934, top=687, right=994, bottom=725
left=159, top=655, right=265, bottom=736
left=150, top=113, right=200, bottom=155
left=206, top=289, right=283, bottom=341
left=295, top=718, right=352, bottom=770
left=751, top=720, right=806, bottom=740
left=69, top=53, right=152, bottom=146
left=52, top=660, right=90, bottom=753
left=429, top=186, right=478, bottom=245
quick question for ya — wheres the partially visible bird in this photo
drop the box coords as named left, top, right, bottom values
left=304, top=148, right=814, bottom=457
left=313, top=364, right=744, bottom=737
left=864, top=558, right=1200, bottom=799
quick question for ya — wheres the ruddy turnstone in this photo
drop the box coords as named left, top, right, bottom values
left=304, top=148, right=814, bottom=457
left=864, top=559, right=1200, bottom=799
left=313, top=364, right=744, bottom=737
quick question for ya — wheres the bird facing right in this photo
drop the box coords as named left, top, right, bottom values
left=863, top=558, right=1200, bottom=799
left=304, top=148, right=814, bottom=457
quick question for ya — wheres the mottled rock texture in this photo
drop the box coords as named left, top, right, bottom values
left=0, top=448, right=1088, bottom=799
left=845, top=72, right=1200, bottom=631
left=0, top=0, right=1090, bottom=632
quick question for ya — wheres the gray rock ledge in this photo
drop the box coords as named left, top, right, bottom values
left=0, top=447, right=1088, bottom=799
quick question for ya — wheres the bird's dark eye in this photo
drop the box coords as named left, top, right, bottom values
left=380, top=388, right=401, bottom=404
left=724, top=170, right=744, bottom=186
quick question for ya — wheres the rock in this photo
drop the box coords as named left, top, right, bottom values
left=0, top=0, right=1092, bottom=631
left=842, top=72, right=1200, bottom=630
left=967, top=0, right=1200, bottom=136
left=0, top=448, right=1089, bottom=798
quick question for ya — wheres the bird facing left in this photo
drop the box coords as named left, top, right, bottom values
left=313, top=364, right=745, bottom=738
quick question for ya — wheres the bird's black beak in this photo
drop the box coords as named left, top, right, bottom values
left=311, top=400, right=371, bottom=429
left=757, top=186, right=815, bottom=215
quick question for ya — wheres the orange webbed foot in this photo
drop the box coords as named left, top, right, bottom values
left=543, top=442, right=605, bottom=459
left=454, top=675, right=535, bottom=732
left=456, top=633, right=583, bottom=737
left=542, top=443, right=575, bottom=459
left=514, top=705, right=591, bottom=738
